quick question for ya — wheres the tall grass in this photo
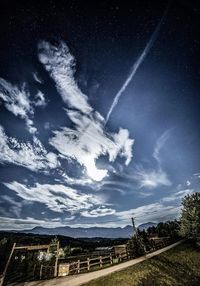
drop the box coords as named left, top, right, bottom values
left=83, top=241, right=200, bottom=286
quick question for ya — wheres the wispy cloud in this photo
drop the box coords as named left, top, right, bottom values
left=81, top=206, right=116, bottom=218
left=162, top=188, right=194, bottom=203
left=38, top=41, right=134, bottom=181
left=115, top=202, right=180, bottom=225
left=0, top=216, right=65, bottom=230
left=0, top=78, right=46, bottom=134
left=38, top=41, right=92, bottom=114
left=33, top=72, right=43, bottom=84
left=34, top=91, right=47, bottom=107
left=153, top=129, right=171, bottom=163
left=134, top=129, right=172, bottom=189
left=4, top=181, right=105, bottom=214
left=134, top=165, right=172, bottom=189
left=0, top=126, right=58, bottom=171
left=50, top=111, right=134, bottom=181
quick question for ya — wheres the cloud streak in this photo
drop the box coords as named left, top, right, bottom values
left=0, top=126, right=58, bottom=172
left=105, top=4, right=169, bottom=124
left=4, top=181, right=106, bottom=215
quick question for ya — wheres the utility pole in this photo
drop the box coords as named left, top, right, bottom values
left=54, top=240, right=59, bottom=277
left=0, top=243, right=16, bottom=286
left=131, top=217, right=137, bottom=236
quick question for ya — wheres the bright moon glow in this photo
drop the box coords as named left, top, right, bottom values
left=83, top=156, right=108, bottom=182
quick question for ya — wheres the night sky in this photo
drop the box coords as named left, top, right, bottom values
left=0, top=0, right=200, bottom=230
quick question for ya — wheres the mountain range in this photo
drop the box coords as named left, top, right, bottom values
left=18, top=222, right=157, bottom=238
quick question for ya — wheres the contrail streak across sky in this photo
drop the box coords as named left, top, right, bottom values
left=105, top=4, right=170, bottom=125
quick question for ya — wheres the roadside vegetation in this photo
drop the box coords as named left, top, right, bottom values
left=83, top=241, right=200, bottom=286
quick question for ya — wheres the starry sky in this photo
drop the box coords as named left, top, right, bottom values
left=0, top=0, right=200, bottom=230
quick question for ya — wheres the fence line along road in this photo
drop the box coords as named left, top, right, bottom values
left=21, top=240, right=185, bottom=286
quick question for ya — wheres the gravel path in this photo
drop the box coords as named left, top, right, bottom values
left=21, top=240, right=184, bottom=286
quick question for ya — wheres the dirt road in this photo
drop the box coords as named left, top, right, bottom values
left=22, top=240, right=184, bottom=286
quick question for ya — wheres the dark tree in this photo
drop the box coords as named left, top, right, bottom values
left=180, top=192, right=200, bottom=239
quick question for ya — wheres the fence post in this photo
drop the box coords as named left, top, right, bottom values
left=87, top=258, right=90, bottom=271
left=0, top=242, right=16, bottom=286
left=119, top=253, right=121, bottom=262
left=77, top=260, right=80, bottom=273
left=100, top=256, right=102, bottom=268
left=110, top=253, right=113, bottom=265
left=39, top=264, right=43, bottom=280
left=54, top=241, right=59, bottom=277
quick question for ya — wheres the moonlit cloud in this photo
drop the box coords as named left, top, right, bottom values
left=33, top=72, right=43, bottom=84
left=115, top=202, right=180, bottom=225
left=4, top=181, right=105, bottom=214
left=38, top=41, right=134, bottom=181
left=38, top=41, right=92, bottom=114
left=0, top=78, right=46, bottom=134
left=153, top=129, right=171, bottom=163
left=162, top=188, right=194, bottom=202
left=34, top=91, right=47, bottom=107
left=0, top=126, right=58, bottom=171
left=134, top=166, right=172, bottom=189
left=81, top=206, right=116, bottom=218
left=186, top=180, right=191, bottom=186
left=50, top=110, right=134, bottom=181
left=0, top=216, right=65, bottom=230
left=133, top=130, right=172, bottom=189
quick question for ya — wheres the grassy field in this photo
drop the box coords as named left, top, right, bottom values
left=83, top=241, right=200, bottom=286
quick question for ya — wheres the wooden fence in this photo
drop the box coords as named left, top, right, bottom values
left=39, top=237, right=175, bottom=279
left=68, top=251, right=128, bottom=275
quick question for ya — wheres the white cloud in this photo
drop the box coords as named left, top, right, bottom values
left=34, top=91, right=47, bottom=107
left=162, top=188, right=194, bottom=202
left=50, top=109, right=134, bottom=181
left=38, top=41, right=92, bottom=114
left=134, top=166, right=172, bottom=189
left=62, top=172, right=94, bottom=186
left=4, top=181, right=104, bottom=214
left=153, top=129, right=171, bottom=163
left=33, top=72, right=43, bottom=84
left=186, top=180, right=191, bottom=186
left=115, top=202, right=180, bottom=225
left=133, top=129, right=172, bottom=190
left=81, top=206, right=116, bottom=218
left=38, top=41, right=134, bottom=181
left=0, top=78, right=46, bottom=134
left=0, top=126, right=58, bottom=171
left=0, top=78, right=36, bottom=133
left=0, top=216, right=65, bottom=230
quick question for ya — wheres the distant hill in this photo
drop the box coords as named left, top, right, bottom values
left=17, top=222, right=157, bottom=238
left=137, top=222, right=157, bottom=230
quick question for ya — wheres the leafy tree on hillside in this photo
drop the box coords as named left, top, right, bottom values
left=180, top=192, right=200, bottom=239
left=146, top=221, right=180, bottom=239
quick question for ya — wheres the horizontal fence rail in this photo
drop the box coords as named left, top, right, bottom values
left=67, top=251, right=128, bottom=275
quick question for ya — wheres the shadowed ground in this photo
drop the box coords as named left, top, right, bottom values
left=83, top=241, right=200, bottom=286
